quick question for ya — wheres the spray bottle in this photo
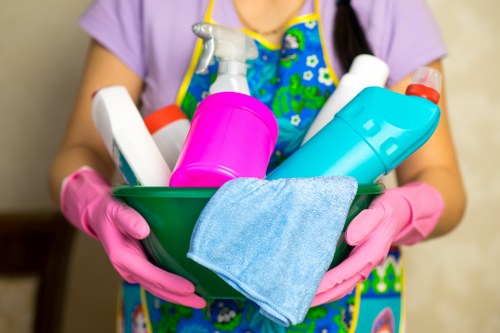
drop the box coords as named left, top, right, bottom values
left=192, top=22, right=258, bottom=95
left=266, top=67, right=442, bottom=184
left=302, top=54, right=389, bottom=144
left=169, top=23, right=278, bottom=188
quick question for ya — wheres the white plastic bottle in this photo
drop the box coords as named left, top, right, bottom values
left=92, top=86, right=171, bottom=186
left=301, top=54, right=389, bottom=144
left=192, top=22, right=258, bottom=95
left=143, top=104, right=190, bottom=170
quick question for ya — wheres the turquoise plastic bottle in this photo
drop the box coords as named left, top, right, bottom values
left=266, top=67, right=441, bottom=183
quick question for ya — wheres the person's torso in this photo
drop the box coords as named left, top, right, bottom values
left=121, top=1, right=404, bottom=332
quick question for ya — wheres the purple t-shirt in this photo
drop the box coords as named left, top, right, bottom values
left=80, top=0, right=447, bottom=117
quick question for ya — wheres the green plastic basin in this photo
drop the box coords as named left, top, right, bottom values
left=113, top=183, right=384, bottom=299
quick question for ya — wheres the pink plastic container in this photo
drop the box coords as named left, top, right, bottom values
left=169, top=92, right=279, bottom=187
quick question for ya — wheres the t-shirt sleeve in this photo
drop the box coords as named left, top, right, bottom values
left=360, top=0, right=448, bottom=87
left=79, top=0, right=146, bottom=77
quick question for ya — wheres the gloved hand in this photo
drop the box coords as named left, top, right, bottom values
left=60, top=167, right=206, bottom=308
left=312, top=182, right=444, bottom=306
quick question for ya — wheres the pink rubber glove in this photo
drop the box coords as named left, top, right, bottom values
left=312, top=182, right=444, bottom=306
left=60, top=167, right=206, bottom=308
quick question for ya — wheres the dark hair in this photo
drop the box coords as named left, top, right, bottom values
left=333, top=0, right=373, bottom=72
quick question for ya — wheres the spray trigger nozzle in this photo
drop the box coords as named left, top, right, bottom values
left=192, top=22, right=258, bottom=74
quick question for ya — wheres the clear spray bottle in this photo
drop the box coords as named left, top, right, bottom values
left=192, top=22, right=258, bottom=95
left=169, top=23, right=278, bottom=188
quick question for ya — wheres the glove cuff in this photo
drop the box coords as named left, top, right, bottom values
left=60, top=167, right=110, bottom=239
left=392, top=182, right=445, bottom=246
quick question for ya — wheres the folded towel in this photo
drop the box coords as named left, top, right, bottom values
left=187, top=176, right=358, bottom=327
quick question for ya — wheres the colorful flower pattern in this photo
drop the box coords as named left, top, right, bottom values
left=121, top=249, right=402, bottom=332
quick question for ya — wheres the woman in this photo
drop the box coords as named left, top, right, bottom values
left=49, top=0, right=466, bottom=331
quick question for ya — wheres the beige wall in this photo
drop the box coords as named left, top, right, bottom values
left=0, top=1, right=119, bottom=332
left=1, top=0, right=499, bottom=332
left=404, top=1, right=500, bottom=331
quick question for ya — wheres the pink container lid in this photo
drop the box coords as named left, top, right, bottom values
left=169, top=91, right=279, bottom=188
left=194, top=92, right=279, bottom=145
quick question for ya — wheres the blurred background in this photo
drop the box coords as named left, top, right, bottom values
left=1, top=0, right=499, bottom=332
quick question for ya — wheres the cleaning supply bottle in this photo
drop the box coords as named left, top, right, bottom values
left=266, top=67, right=442, bottom=184
left=192, top=22, right=258, bottom=94
left=143, top=104, right=190, bottom=170
left=92, top=86, right=171, bottom=186
left=169, top=23, right=278, bottom=188
left=302, top=54, right=389, bottom=144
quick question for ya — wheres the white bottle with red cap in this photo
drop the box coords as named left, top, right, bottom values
left=302, top=54, right=389, bottom=144
left=143, top=104, right=190, bottom=170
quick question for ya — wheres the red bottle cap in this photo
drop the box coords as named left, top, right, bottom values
left=144, top=104, right=187, bottom=134
left=405, top=67, right=442, bottom=104
left=405, top=84, right=440, bottom=104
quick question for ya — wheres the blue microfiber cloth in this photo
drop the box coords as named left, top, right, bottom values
left=187, top=176, right=358, bottom=327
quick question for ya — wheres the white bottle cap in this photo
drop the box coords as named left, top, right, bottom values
left=348, top=54, right=390, bottom=87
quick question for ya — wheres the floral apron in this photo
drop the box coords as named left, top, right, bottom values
left=119, top=0, right=404, bottom=332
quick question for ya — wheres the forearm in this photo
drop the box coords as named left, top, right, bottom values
left=391, top=60, right=466, bottom=240
left=49, top=39, right=144, bottom=206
